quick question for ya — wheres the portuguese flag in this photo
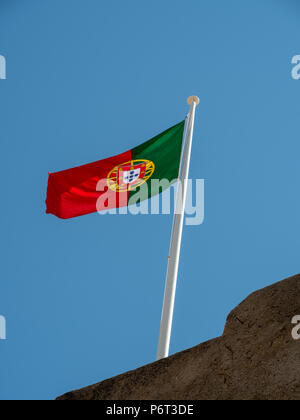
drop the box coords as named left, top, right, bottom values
left=46, top=121, right=185, bottom=219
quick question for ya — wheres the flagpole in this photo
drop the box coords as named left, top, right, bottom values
left=156, top=96, right=200, bottom=361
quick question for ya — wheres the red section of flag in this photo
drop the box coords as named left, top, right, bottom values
left=46, top=150, right=132, bottom=219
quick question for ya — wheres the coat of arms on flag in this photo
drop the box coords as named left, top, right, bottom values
left=117, top=162, right=147, bottom=188
left=107, top=159, right=155, bottom=192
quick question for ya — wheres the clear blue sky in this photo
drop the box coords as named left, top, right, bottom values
left=0, top=0, right=300, bottom=400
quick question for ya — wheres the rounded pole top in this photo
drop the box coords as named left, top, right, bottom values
left=187, top=96, right=200, bottom=106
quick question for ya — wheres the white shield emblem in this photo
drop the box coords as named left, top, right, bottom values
left=122, top=168, right=141, bottom=185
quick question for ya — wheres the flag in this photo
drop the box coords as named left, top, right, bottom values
left=46, top=120, right=185, bottom=219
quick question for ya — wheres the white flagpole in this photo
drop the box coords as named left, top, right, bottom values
left=156, top=96, right=200, bottom=361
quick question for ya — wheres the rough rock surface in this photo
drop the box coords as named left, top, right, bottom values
left=57, top=274, right=300, bottom=400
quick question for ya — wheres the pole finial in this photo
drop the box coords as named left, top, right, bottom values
left=187, top=96, right=200, bottom=106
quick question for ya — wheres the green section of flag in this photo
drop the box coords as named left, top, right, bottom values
left=129, top=120, right=185, bottom=203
